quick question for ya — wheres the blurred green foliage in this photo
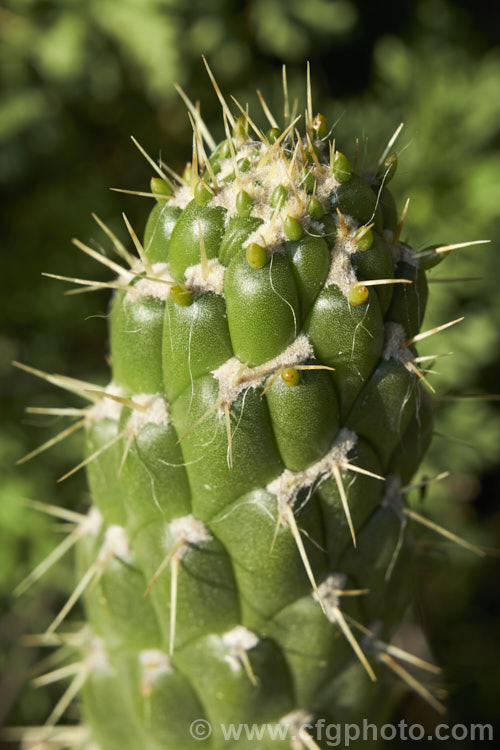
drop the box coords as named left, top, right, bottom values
left=1, top=0, right=499, bottom=743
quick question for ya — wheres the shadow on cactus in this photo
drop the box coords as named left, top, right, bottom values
left=10, top=62, right=490, bottom=749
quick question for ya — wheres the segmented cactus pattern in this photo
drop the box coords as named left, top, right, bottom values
left=20, top=75, right=468, bottom=749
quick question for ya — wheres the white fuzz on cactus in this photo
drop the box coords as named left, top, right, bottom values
left=12, top=62, right=489, bottom=749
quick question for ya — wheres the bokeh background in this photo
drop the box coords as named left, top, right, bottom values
left=1, top=0, right=499, bottom=746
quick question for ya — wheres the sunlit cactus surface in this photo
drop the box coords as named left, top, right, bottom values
left=14, top=64, right=488, bottom=750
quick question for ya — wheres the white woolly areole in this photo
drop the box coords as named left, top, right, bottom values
left=125, top=262, right=173, bottom=302
left=139, top=649, right=173, bottom=684
left=80, top=506, right=103, bottom=537
left=127, top=394, right=169, bottom=434
left=308, top=218, right=326, bottom=236
left=98, top=524, right=132, bottom=564
left=88, top=382, right=123, bottom=423
left=167, top=514, right=211, bottom=559
left=267, top=428, right=357, bottom=523
left=381, top=475, right=405, bottom=519
left=184, top=258, right=225, bottom=295
left=222, top=625, right=259, bottom=653
left=173, top=138, right=340, bottom=262
left=315, top=573, right=348, bottom=617
left=215, top=143, right=257, bottom=182
left=85, top=636, right=110, bottom=672
left=243, top=205, right=309, bottom=254
left=209, top=144, right=290, bottom=225
left=237, top=161, right=337, bottom=253
left=280, top=709, right=315, bottom=748
left=325, top=213, right=360, bottom=295
left=280, top=708, right=314, bottom=727
left=382, top=322, right=413, bottom=368
left=319, top=174, right=341, bottom=200
left=170, top=184, right=192, bottom=210
left=212, top=334, right=314, bottom=412
left=384, top=231, right=419, bottom=268
left=222, top=626, right=259, bottom=673
left=399, top=242, right=419, bottom=267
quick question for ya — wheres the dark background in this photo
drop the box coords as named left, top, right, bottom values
left=1, top=0, right=499, bottom=745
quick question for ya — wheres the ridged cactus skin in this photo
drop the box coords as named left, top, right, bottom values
left=28, top=82, right=456, bottom=749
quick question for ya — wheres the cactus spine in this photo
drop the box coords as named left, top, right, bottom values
left=15, top=66, right=487, bottom=749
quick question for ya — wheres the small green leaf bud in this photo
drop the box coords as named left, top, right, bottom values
left=376, top=152, right=398, bottom=184
left=219, top=140, right=232, bottom=159
left=236, top=189, right=254, bottom=218
left=418, top=244, right=447, bottom=270
left=271, top=184, right=287, bottom=209
left=281, top=368, right=300, bottom=386
left=150, top=177, right=173, bottom=201
left=246, top=243, right=268, bottom=269
left=354, top=226, right=374, bottom=251
left=312, top=113, right=329, bottom=140
left=237, top=157, right=251, bottom=173
left=171, top=285, right=194, bottom=307
left=266, top=127, right=281, bottom=143
left=182, top=162, right=192, bottom=184
left=233, top=115, right=250, bottom=143
left=194, top=179, right=212, bottom=206
left=299, top=169, right=315, bottom=193
left=332, top=151, right=352, bottom=183
left=348, top=285, right=369, bottom=306
left=307, top=196, right=323, bottom=220
left=284, top=215, right=303, bottom=241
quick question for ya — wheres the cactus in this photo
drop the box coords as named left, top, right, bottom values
left=14, top=65, right=488, bottom=749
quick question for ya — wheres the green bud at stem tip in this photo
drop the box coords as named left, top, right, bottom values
left=300, top=169, right=315, bottom=193
left=354, top=226, right=374, bottom=251
left=332, top=151, right=352, bottom=183
left=284, top=215, right=303, bottom=241
left=271, top=184, right=287, bottom=209
left=182, top=162, right=192, bottom=183
left=348, top=285, right=369, bottom=306
left=266, top=127, right=281, bottom=144
left=170, top=285, right=194, bottom=306
left=219, top=140, right=232, bottom=159
left=150, top=177, right=173, bottom=200
left=236, top=189, right=254, bottom=217
left=237, top=157, right=251, bottom=173
left=246, top=242, right=268, bottom=269
left=312, top=113, right=329, bottom=139
left=233, top=115, right=250, bottom=142
left=281, top=368, right=300, bottom=386
left=418, top=244, right=447, bottom=270
left=377, top=152, right=398, bottom=184
left=194, top=179, right=212, bottom=206
left=307, top=196, right=323, bottom=220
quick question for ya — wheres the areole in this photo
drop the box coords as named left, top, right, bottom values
left=13, top=61, right=488, bottom=749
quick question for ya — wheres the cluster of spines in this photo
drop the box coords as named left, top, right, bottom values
left=11, top=62, right=490, bottom=749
